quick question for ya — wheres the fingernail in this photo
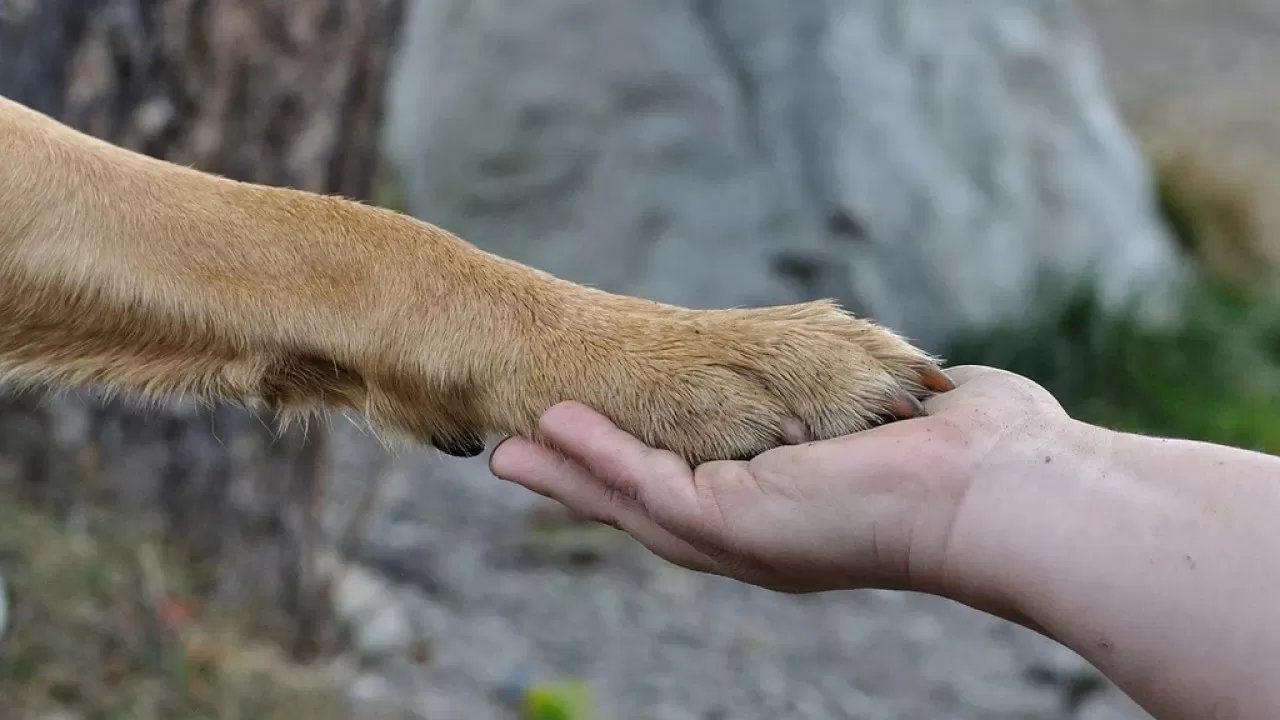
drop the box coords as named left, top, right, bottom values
left=488, top=436, right=516, bottom=478
left=491, top=435, right=514, bottom=454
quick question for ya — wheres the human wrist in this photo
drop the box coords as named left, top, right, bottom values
left=946, top=422, right=1280, bottom=718
left=934, top=415, right=1119, bottom=629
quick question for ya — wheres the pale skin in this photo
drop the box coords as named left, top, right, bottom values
left=490, top=365, right=1280, bottom=720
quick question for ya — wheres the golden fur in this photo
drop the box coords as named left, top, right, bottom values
left=0, top=94, right=951, bottom=465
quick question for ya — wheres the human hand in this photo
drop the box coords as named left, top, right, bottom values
left=488, top=365, right=1075, bottom=595
left=496, top=364, right=1280, bottom=720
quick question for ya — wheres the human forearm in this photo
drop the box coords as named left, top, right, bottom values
left=951, top=422, right=1280, bottom=719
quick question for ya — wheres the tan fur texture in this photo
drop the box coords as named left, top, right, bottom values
left=0, top=94, right=952, bottom=465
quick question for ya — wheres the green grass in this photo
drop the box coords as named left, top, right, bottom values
left=945, top=281, right=1280, bottom=453
left=945, top=148, right=1280, bottom=454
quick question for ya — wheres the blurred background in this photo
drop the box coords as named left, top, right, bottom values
left=0, top=0, right=1274, bottom=718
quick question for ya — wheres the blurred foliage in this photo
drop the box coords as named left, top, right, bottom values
left=521, top=680, right=615, bottom=720
left=946, top=281, right=1280, bottom=452
left=371, top=160, right=412, bottom=216
left=1153, top=147, right=1270, bottom=290
left=0, top=495, right=350, bottom=720
left=946, top=148, right=1280, bottom=454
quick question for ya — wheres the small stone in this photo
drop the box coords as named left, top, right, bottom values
left=329, top=561, right=417, bottom=660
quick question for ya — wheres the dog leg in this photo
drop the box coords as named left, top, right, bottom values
left=0, top=95, right=951, bottom=465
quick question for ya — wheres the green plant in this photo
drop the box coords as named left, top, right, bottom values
left=521, top=680, right=598, bottom=720
left=946, top=139, right=1280, bottom=454
left=946, top=279, right=1280, bottom=453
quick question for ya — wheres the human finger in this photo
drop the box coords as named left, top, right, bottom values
left=534, top=401, right=707, bottom=527
left=489, top=435, right=725, bottom=575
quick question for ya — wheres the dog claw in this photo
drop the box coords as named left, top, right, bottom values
left=779, top=417, right=813, bottom=445
left=434, top=433, right=487, bottom=458
left=919, top=366, right=955, bottom=393
left=885, top=390, right=927, bottom=421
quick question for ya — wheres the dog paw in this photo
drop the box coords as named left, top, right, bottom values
left=538, top=298, right=953, bottom=465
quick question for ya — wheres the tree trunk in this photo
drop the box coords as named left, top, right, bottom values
left=0, top=0, right=404, bottom=660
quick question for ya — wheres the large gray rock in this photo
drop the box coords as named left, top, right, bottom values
left=383, top=0, right=1184, bottom=352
